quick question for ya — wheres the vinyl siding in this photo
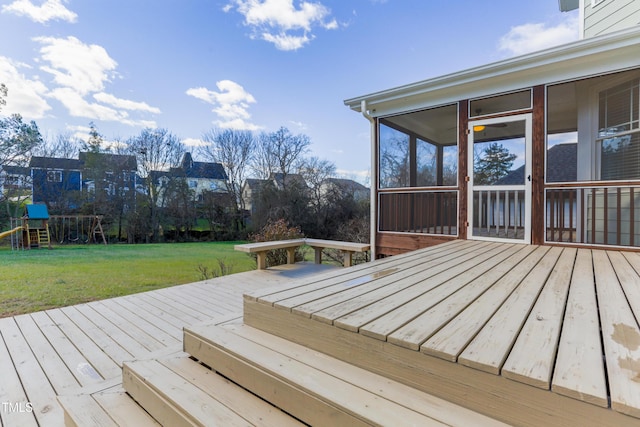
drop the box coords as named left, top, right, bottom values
left=585, top=0, right=640, bottom=37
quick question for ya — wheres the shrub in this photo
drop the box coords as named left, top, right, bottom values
left=196, top=258, right=235, bottom=280
left=249, top=218, right=306, bottom=267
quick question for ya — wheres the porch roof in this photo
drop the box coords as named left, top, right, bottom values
left=344, top=26, right=640, bottom=118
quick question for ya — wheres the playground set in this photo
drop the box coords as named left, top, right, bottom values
left=0, top=204, right=107, bottom=250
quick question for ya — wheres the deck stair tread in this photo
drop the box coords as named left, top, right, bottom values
left=58, top=386, right=160, bottom=427
left=184, top=322, right=508, bottom=427
left=122, top=354, right=305, bottom=427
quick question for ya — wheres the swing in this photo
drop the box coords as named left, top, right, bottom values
left=68, top=216, right=80, bottom=243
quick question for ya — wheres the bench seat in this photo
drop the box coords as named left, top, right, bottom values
left=235, top=238, right=370, bottom=269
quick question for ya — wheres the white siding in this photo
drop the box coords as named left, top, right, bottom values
left=584, top=0, right=640, bottom=37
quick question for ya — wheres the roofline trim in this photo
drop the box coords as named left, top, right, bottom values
left=344, top=26, right=640, bottom=114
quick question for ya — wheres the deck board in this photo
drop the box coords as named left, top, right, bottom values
left=552, top=249, right=608, bottom=407
left=457, top=246, right=562, bottom=374
left=0, top=318, right=39, bottom=427
left=376, top=243, right=517, bottom=347
left=0, top=316, right=65, bottom=427
left=593, top=250, right=640, bottom=418
left=248, top=241, right=640, bottom=424
left=333, top=242, right=505, bottom=333
left=501, top=247, right=576, bottom=388
left=420, top=244, right=546, bottom=362
left=0, top=263, right=333, bottom=426
left=283, top=241, right=477, bottom=314
left=3, top=241, right=640, bottom=425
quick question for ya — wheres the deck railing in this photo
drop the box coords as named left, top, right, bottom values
left=378, top=190, right=458, bottom=235
left=472, top=189, right=526, bottom=239
left=546, top=184, right=640, bottom=248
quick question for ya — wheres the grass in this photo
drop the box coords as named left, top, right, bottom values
left=0, top=242, right=256, bottom=318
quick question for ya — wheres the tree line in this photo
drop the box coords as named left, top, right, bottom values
left=0, top=85, right=369, bottom=244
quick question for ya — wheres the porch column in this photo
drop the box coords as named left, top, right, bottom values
left=458, top=100, right=469, bottom=240
left=531, top=85, right=546, bottom=245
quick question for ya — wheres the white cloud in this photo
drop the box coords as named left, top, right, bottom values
left=225, top=0, right=338, bottom=50
left=498, top=14, right=580, bottom=57
left=182, top=137, right=207, bottom=147
left=49, top=87, right=157, bottom=128
left=34, top=36, right=118, bottom=96
left=93, top=92, right=162, bottom=114
left=27, top=36, right=160, bottom=128
left=289, top=120, right=307, bottom=130
left=0, top=56, right=51, bottom=119
left=336, top=168, right=370, bottom=185
left=186, top=80, right=261, bottom=130
left=2, top=0, right=77, bottom=23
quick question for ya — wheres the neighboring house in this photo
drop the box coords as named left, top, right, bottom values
left=30, top=152, right=138, bottom=209
left=269, top=172, right=307, bottom=191
left=170, top=152, right=228, bottom=200
left=0, top=165, right=30, bottom=198
left=320, top=178, right=369, bottom=202
left=30, top=157, right=83, bottom=206
left=78, top=152, right=138, bottom=197
left=345, top=3, right=640, bottom=256
left=241, top=178, right=269, bottom=215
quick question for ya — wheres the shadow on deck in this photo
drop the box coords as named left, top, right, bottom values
left=243, top=240, right=640, bottom=427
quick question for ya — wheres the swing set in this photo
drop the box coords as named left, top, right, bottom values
left=49, top=215, right=108, bottom=245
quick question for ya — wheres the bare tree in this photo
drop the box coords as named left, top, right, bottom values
left=253, top=127, right=310, bottom=186
left=0, top=84, right=7, bottom=112
left=127, top=128, right=185, bottom=241
left=200, top=128, right=254, bottom=212
left=35, top=132, right=81, bottom=159
left=299, top=156, right=336, bottom=214
left=252, top=132, right=277, bottom=179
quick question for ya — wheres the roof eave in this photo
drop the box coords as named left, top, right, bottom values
left=344, top=26, right=640, bottom=116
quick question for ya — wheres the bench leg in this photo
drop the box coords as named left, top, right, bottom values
left=343, top=251, right=354, bottom=267
left=287, top=247, right=296, bottom=265
left=312, top=247, right=322, bottom=264
left=256, top=252, right=267, bottom=270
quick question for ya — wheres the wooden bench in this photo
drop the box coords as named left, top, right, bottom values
left=235, top=238, right=370, bottom=270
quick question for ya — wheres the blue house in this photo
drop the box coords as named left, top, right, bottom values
left=30, top=152, right=138, bottom=210
left=30, top=157, right=83, bottom=207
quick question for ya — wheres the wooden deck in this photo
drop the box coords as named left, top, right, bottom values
left=245, top=240, right=640, bottom=427
left=0, top=262, right=335, bottom=427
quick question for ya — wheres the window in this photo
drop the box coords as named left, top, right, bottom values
left=597, top=78, right=640, bottom=180
left=470, top=90, right=531, bottom=118
left=47, top=170, right=62, bottom=182
left=188, top=179, right=198, bottom=189
left=378, top=104, right=458, bottom=189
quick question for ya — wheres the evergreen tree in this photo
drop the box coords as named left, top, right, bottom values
left=474, top=142, right=517, bottom=185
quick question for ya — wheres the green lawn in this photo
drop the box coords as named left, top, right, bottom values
left=0, top=242, right=256, bottom=318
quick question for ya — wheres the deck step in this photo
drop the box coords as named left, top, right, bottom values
left=184, top=322, right=508, bottom=427
left=122, top=354, right=304, bottom=427
left=58, top=386, right=160, bottom=427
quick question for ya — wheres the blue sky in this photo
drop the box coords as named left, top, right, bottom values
left=0, top=0, right=579, bottom=183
